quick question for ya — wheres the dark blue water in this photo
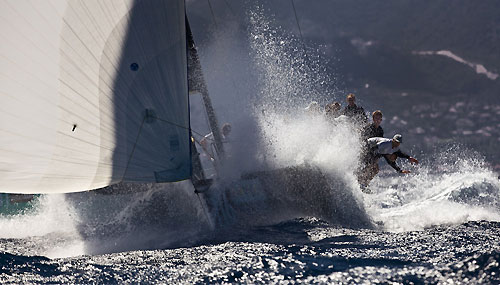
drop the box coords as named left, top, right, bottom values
left=1, top=164, right=500, bottom=284
left=1, top=218, right=499, bottom=283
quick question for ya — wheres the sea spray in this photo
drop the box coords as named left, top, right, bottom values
left=0, top=182, right=212, bottom=257
left=244, top=7, right=500, bottom=232
left=246, top=7, right=364, bottom=174
left=0, top=194, right=79, bottom=237
left=0, top=194, right=84, bottom=258
left=248, top=6, right=337, bottom=112
left=64, top=181, right=211, bottom=255
left=197, top=7, right=373, bottom=228
left=365, top=145, right=500, bottom=231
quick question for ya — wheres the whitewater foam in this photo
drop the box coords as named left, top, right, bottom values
left=365, top=148, right=500, bottom=232
left=0, top=194, right=84, bottom=258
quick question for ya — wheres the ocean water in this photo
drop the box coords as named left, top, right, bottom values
left=1, top=141, right=499, bottom=284
left=1, top=210, right=500, bottom=283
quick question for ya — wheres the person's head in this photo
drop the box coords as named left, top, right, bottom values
left=372, top=110, right=383, bottom=127
left=325, top=103, right=332, bottom=112
left=392, top=134, right=402, bottom=147
left=346, top=93, right=356, bottom=107
left=326, top=101, right=342, bottom=118
left=332, top=102, right=341, bottom=112
left=221, top=123, right=231, bottom=137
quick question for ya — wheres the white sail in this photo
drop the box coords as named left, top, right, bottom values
left=0, top=0, right=191, bottom=194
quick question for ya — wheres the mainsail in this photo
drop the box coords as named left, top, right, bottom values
left=0, top=0, right=191, bottom=193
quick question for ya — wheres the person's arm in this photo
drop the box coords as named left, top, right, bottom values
left=384, top=155, right=402, bottom=172
left=199, top=133, right=215, bottom=159
left=394, top=150, right=410, bottom=159
left=394, top=150, right=419, bottom=164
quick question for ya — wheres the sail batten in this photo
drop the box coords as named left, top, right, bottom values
left=1, top=0, right=191, bottom=193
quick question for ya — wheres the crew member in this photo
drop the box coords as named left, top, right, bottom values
left=341, top=93, right=368, bottom=124
left=361, top=110, right=384, bottom=140
left=200, top=123, right=232, bottom=159
left=358, top=134, right=419, bottom=191
left=325, top=101, right=342, bottom=120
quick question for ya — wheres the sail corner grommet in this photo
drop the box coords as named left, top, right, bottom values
left=130, top=62, right=139, bottom=71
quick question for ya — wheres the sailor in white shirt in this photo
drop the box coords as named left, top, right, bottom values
left=358, top=134, right=419, bottom=191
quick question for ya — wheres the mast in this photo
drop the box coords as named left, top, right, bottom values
left=186, top=17, right=225, bottom=160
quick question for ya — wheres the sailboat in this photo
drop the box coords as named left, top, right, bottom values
left=1, top=0, right=372, bottom=228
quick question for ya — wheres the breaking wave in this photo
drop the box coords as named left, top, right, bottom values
left=365, top=146, right=500, bottom=231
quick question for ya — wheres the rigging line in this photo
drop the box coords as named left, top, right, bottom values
left=221, top=0, right=237, bottom=19
left=123, top=115, right=147, bottom=179
left=198, top=1, right=237, bottom=142
left=207, top=0, right=218, bottom=29
left=151, top=115, right=206, bottom=138
left=195, top=191, right=214, bottom=229
left=290, top=0, right=308, bottom=61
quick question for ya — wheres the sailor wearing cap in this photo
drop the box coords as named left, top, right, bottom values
left=357, top=134, right=419, bottom=192
left=366, top=134, right=418, bottom=172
